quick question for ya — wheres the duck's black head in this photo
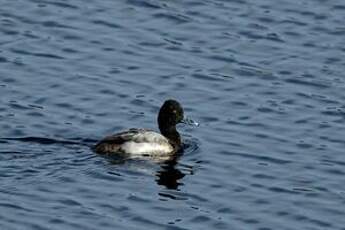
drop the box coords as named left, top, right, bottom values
left=158, top=99, right=184, bottom=152
left=158, top=99, right=184, bottom=131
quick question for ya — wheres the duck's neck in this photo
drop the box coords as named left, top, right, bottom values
left=159, top=124, right=181, bottom=151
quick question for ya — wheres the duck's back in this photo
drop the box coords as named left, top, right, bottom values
left=94, top=129, right=174, bottom=155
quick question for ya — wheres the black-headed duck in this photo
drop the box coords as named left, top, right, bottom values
left=94, top=99, right=185, bottom=156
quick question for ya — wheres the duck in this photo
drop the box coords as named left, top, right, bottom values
left=94, top=99, right=185, bottom=157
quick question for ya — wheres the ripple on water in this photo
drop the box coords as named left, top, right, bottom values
left=1, top=0, right=345, bottom=229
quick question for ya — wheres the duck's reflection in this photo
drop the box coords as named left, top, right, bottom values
left=105, top=153, right=190, bottom=190
left=156, top=159, right=185, bottom=190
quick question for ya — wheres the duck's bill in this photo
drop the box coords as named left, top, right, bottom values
left=181, top=117, right=199, bottom=127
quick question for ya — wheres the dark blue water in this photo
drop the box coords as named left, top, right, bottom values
left=1, top=0, right=345, bottom=229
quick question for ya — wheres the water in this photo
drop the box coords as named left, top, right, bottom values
left=1, top=0, right=345, bottom=229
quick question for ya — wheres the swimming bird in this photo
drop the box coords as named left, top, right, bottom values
left=94, top=99, right=185, bottom=157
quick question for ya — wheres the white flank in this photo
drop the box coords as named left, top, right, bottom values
left=120, top=141, right=173, bottom=156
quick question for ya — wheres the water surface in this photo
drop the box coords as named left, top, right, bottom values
left=1, top=0, right=345, bottom=229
